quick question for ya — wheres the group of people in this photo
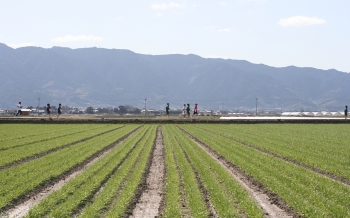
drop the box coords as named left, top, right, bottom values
left=14, top=102, right=62, bottom=118
left=165, top=103, right=198, bottom=119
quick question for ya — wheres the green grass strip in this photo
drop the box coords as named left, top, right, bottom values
left=28, top=125, right=150, bottom=217
left=0, top=125, right=119, bottom=167
left=105, top=125, right=157, bottom=217
left=162, top=125, right=209, bottom=217
left=0, top=124, right=79, bottom=143
left=174, top=126, right=263, bottom=217
left=0, top=125, right=139, bottom=211
left=78, top=126, right=155, bottom=217
left=201, top=124, right=350, bottom=180
left=181, top=125, right=350, bottom=217
left=161, top=126, right=183, bottom=218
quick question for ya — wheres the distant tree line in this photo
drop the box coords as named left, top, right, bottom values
left=85, top=105, right=141, bottom=115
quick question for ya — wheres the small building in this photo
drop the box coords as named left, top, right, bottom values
left=21, top=109, right=31, bottom=116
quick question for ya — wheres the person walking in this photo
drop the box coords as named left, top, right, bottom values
left=193, top=103, right=198, bottom=118
left=46, top=103, right=51, bottom=117
left=345, top=105, right=348, bottom=119
left=182, top=104, right=186, bottom=118
left=186, top=103, right=191, bottom=118
left=15, top=102, right=22, bottom=116
left=57, top=103, right=62, bottom=118
left=165, top=103, right=170, bottom=119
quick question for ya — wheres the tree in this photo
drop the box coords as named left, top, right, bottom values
left=86, top=107, right=94, bottom=114
left=118, top=105, right=127, bottom=114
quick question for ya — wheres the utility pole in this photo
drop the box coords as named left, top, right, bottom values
left=38, top=97, right=40, bottom=116
left=144, top=98, right=147, bottom=116
left=256, top=97, right=258, bottom=116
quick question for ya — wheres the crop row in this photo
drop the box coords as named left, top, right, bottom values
left=0, top=125, right=139, bottom=211
left=0, top=124, right=83, bottom=143
left=162, top=125, right=263, bottom=217
left=198, top=124, right=350, bottom=180
left=181, top=125, right=350, bottom=217
left=0, top=125, right=121, bottom=168
left=28, top=125, right=156, bottom=217
left=0, top=124, right=108, bottom=150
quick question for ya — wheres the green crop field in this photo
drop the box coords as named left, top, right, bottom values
left=0, top=124, right=349, bottom=217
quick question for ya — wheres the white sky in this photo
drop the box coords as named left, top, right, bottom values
left=1, top=0, right=349, bottom=72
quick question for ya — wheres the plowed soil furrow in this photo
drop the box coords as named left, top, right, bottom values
left=130, top=127, right=165, bottom=218
left=199, top=127, right=350, bottom=187
left=3, top=126, right=141, bottom=218
left=179, top=127, right=298, bottom=218
left=175, top=136, right=217, bottom=217
left=0, top=126, right=124, bottom=172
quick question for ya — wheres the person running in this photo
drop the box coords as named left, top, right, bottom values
left=345, top=105, right=348, bottom=119
left=182, top=104, right=186, bottom=118
left=46, top=103, right=51, bottom=117
left=165, top=103, right=170, bottom=119
left=15, top=102, right=22, bottom=116
left=186, top=103, right=191, bottom=118
left=57, top=103, right=62, bottom=118
left=193, top=103, right=198, bottom=118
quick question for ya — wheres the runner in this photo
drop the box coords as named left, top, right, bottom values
left=46, top=103, right=51, bottom=117
left=165, top=103, right=170, bottom=119
left=15, top=102, right=22, bottom=117
left=186, top=103, right=190, bottom=118
left=182, top=104, right=186, bottom=118
left=345, top=105, right=348, bottom=119
left=57, top=103, right=62, bottom=118
left=193, top=103, right=198, bottom=118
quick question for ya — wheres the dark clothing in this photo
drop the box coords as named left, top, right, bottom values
left=16, top=110, right=22, bottom=116
left=186, top=106, right=190, bottom=114
left=345, top=108, right=348, bottom=116
left=166, top=105, right=169, bottom=114
left=58, top=106, right=62, bottom=114
left=47, top=107, right=51, bottom=114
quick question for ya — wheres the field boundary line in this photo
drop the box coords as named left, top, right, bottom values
left=174, top=135, right=218, bottom=217
left=130, top=126, right=165, bottom=218
left=0, top=126, right=125, bottom=171
left=3, top=126, right=142, bottom=218
left=199, top=127, right=350, bottom=187
left=178, top=127, right=299, bottom=218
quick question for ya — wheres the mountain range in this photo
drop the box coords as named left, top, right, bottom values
left=0, top=43, right=349, bottom=111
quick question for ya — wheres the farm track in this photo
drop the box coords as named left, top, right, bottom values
left=174, top=135, right=217, bottom=217
left=2, top=126, right=142, bottom=218
left=0, top=126, right=125, bottom=172
left=178, top=127, right=298, bottom=218
left=130, top=127, right=165, bottom=218
left=199, top=127, right=350, bottom=187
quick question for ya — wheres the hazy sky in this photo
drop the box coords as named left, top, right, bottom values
left=1, top=0, right=349, bottom=72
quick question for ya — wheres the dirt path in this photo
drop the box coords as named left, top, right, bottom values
left=130, top=126, right=165, bottom=218
left=179, top=127, right=299, bottom=218
left=3, top=127, right=141, bottom=218
left=199, top=127, right=350, bottom=187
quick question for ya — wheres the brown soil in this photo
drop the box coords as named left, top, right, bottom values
left=0, top=126, right=124, bottom=171
left=199, top=127, right=350, bottom=187
left=129, top=126, right=165, bottom=218
left=2, top=126, right=141, bottom=218
left=179, top=127, right=300, bottom=218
